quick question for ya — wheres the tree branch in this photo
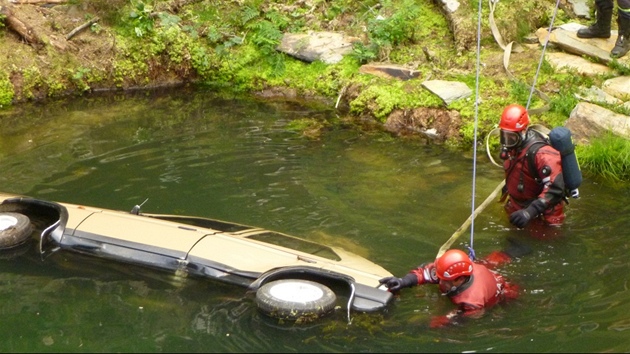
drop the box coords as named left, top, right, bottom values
left=0, top=3, right=43, bottom=47
left=9, top=0, right=66, bottom=4
left=66, top=17, right=100, bottom=41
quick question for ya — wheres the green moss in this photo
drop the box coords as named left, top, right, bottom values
left=70, top=67, right=94, bottom=92
left=45, top=78, right=67, bottom=97
left=349, top=80, right=442, bottom=121
left=21, top=67, right=44, bottom=100
left=111, top=35, right=152, bottom=86
left=286, top=118, right=330, bottom=139
left=0, top=72, right=14, bottom=107
left=208, top=44, right=268, bottom=91
left=264, top=59, right=348, bottom=97
left=1, top=0, right=628, bottom=180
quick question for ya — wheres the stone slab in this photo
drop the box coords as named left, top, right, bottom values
left=277, top=31, right=360, bottom=64
left=545, top=52, right=612, bottom=75
left=602, top=76, right=630, bottom=100
left=536, top=23, right=630, bottom=68
left=421, top=80, right=472, bottom=105
left=359, top=64, right=421, bottom=81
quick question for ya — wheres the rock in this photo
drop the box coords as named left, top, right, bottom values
left=567, top=0, right=591, bottom=18
left=566, top=102, right=630, bottom=144
left=536, top=24, right=630, bottom=69
left=437, top=0, right=461, bottom=12
left=538, top=27, right=614, bottom=62
left=276, top=31, right=360, bottom=64
left=421, top=80, right=472, bottom=105
left=575, top=86, right=623, bottom=105
left=384, top=107, right=462, bottom=143
left=545, top=52, right=612, bottom=75
left=602, top=76, right=630, bottom=101
left=359, top=64, right=421, bottom=81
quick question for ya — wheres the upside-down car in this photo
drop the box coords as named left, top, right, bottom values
left=0, top=193, right=393, bottom=322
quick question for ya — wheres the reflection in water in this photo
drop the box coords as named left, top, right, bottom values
left=0, top=89, right=630, bottom=351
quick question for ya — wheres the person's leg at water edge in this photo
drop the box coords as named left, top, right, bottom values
left=611, top=1, right=630, bottom=58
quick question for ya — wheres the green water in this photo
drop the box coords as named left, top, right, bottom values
left=0, top=89, right=629, bottom=352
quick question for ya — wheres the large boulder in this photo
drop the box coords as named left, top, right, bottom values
left=566, top=102, right=630, bottom=144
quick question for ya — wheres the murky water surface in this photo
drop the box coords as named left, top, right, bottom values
left=0, top=89, right=629, bottom=352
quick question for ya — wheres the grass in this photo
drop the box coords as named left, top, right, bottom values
left=577, top=133, right=630, bottom=182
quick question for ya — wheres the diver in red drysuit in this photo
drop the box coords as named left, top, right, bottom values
left=499, top=104, right=566, bottom=228
left=379, top=249, right=519, bottom=328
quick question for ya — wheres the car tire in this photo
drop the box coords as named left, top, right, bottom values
left=256, top=279, right=337, bottom=322
left=0, top=212, right=33, bottom=249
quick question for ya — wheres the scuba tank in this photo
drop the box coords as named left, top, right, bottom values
left=548, top=127, right=582, bottom=198
left=486, top=125, right=583, bottom=199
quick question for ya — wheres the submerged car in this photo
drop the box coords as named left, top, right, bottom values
left=0, top=192, right=393, bottom=322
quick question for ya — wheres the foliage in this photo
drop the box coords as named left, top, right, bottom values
left=70, top=67, right=93, bottom=92
left=44, top=78, right=67, bottom=97
left=547, top=88, right=581, bottom=118
left=128, top=1, right=155, bottom=37
left=19, top=67, right=43, bottom=100
left=609, top=59, right=630, bottom=76
left=111, top=36, right=151, bottom=86
left=577, top=133, right=630, bottom=182
left=349, top=80, right=442, bottom=121
left=0, top=72, right=14, bottom=107
left=351, top=0, right=423, bottom=63
left=240, top=6, right=288, bottom=77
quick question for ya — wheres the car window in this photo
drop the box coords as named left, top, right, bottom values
left=246, top=232, right=341, bottom=261
left=148, top=215, right=252, bottom=232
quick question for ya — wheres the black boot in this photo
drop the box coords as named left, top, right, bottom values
left=577, top=0, right=613, bottom=38
left=611, top=16, right=630, bottom=58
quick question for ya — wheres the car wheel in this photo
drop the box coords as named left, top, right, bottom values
left=256, top=279, right=337, bottom=322
left=0, top=212, right=33, bottom=249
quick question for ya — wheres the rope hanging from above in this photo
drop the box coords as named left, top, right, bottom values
left=437, top=0, right=563, bottom=262
left=465, top=0, right=486, bottom=261
left=527, top=0, right=563, bottom=111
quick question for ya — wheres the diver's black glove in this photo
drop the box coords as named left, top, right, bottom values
left=379, top=273, right=418, bottom=292
left=509, top=199, right=547, bottom=228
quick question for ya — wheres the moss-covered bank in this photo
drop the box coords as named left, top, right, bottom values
left=0, top=0, right=628, bottom=181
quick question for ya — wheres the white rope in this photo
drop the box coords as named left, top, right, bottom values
left=526, top=0, right=562, bottom=110
left=468, top=0, right=561, bottom=260
left=466, top=0, right=486, bottom=261
left=439, top=0, right=562, bottom=261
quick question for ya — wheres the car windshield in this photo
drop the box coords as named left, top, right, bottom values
left=246, top=232, right=341, bottom=261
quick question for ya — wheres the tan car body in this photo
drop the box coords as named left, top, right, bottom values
left=0, top=193, right=393, bottom=314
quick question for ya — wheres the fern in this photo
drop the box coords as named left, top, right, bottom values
left=265, top=10, right=289, bottom=30
left=247, top=20, right=283, bottom=48
left=353, top=0, right=422, bottom=62
left=241, top=6, right=259, bottom=25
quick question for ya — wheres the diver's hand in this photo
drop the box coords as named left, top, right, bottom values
left=378, top=274, right=418, bottom=292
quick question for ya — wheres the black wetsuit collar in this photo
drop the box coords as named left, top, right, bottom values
left=444, top=275, right=474, bottom=297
